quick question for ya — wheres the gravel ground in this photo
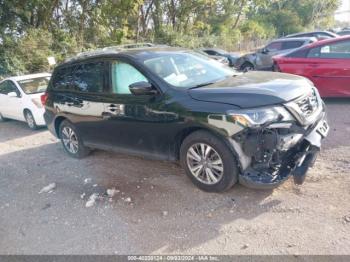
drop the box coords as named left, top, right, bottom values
left=0, top=99, right=349, bottom=255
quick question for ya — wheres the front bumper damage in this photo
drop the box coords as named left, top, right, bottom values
left=230, top=111, right=329, bottom=189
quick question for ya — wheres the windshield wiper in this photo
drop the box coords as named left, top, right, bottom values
left=189, top=81, right=215, bottom=89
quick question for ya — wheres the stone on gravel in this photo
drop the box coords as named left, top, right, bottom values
left=106, top=188, right=119, bottom=197
left=124, top=197, right=132, bottom=203
left=38, top=183, right=56, bottom=194
left=85, top=193, right=99, bottom=208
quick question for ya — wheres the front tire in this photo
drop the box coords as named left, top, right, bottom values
left=59, top=120, right=90, bottom=159
left=24, top=110, right=38, bottom=130
left=180, top=130, right=238, bottom=192
left=240, top=62, right=254, bottom=72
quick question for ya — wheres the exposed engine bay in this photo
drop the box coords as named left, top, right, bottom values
left=228, top=112, right=328, bottom=189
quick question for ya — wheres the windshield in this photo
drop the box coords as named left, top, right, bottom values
left=18, top=76, right=50, bottom=94
left=143, top=52, right=235, bottom=89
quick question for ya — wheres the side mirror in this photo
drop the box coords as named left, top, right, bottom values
left=129, top=81, right=157, bottom=96
left=261, top=48, right=269, bottom=54
left=7, top=92, right=18, bottom=98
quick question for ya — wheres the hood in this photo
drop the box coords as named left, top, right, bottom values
left=188, top=71, right=313, bottom=108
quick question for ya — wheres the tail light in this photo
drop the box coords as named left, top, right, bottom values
left=41, top=92, right=48, bottom=106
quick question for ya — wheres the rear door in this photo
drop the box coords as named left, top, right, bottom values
left=51, top=60, right=109, bottom=144
left=305, top=39, right=350, bottom=97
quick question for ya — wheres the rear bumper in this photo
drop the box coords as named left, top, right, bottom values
left=44, top=110, right=58, bottom=137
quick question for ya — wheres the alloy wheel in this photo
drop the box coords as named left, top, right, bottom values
left=61, top=126, right=79, bottom=154
left=26, top=112, right=35, bottom=128
left=186, top=143, right=224, bottom=185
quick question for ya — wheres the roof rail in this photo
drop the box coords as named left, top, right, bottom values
left=63, top=43, right=166, bottom=64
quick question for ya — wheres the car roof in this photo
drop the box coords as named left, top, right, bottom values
left=304, top=35, right=350, bottom=48
left=286, top=31, right=338, bottom=37
left=3, top=73, right=51, bottom=82
left=60, top=46, right=187, bottom=67
left=201, top=48, right=227, bottom=53
left=272, top=37, right=317, bottom=42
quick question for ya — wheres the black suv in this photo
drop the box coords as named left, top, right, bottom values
left=43, top=47, right=329, bottom=192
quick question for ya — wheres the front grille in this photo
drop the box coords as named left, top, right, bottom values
left=285, top=88, right=322, bottom=126
left=295, top=89, right=319, bottom=118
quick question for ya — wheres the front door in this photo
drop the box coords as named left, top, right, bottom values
left=98, top=59, right=177, bottom=159
left=0, top=80, right=23, bottom=120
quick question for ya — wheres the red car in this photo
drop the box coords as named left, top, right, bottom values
left=273, top=36, right=350, bottom=97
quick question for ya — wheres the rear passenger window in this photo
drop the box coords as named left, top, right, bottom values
left=72, top=62, right=104, bottom=93
left=266, top=42, right=282, bottom=51
left=52, top=62, right=105, bottom=93
left=282, top=41, right=303, bottom=50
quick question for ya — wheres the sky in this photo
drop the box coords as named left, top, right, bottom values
left=335, top=0, right=350, bottom=22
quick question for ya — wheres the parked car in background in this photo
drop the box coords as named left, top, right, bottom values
left=0, top=73, right=51, bottom=129
left=201, top=48, right=239, bottom=67
left=285, top=31, right=338, bottom=41
left=235, top=37, right=317, bottom=71
left=273, top=36, right=350, bottom=97
left=337, top=30, right=350, bottom=36
left=43, top=47, right=328, bottom=192
left=195, top=49, right=230, bottom=66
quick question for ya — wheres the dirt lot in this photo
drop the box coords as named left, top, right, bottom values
left=0, top=99, right=349, bottom=255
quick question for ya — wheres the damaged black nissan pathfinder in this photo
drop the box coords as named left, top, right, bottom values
left=43, top=47, right=329, bottom=192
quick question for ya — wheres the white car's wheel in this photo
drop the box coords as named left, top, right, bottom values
left=24, top=110, right=38, bottom=130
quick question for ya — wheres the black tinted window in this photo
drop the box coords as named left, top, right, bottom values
left=52, top=67, right=75, bottom=90
left=204, top=50, right=217, bottom=56
left=72, top=62, right=104, bottom=93
left=52, top=62, right=104, bottom=93
left=282, top=41, right=304, bottom=50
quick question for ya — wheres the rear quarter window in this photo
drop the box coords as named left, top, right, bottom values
left=51, top=66, right=75, bottom=91
left=51, top=61, right=105, bottom=93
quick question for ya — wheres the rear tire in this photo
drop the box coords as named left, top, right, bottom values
left=24, top=110, right=38, bottom=130
left=59, top=120, right=90, bottom=159
left=180, top=130, right=238, bottom=192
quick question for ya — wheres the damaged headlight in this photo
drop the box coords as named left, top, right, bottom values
left=227, top=106, right=294, bottom=127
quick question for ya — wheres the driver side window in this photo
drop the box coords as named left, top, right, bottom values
left=111, top=62, right=148, bottom=94
left=0, top=81, right=20, bottom=96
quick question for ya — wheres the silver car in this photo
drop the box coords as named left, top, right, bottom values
left=235, top=37, right=317, bottom=71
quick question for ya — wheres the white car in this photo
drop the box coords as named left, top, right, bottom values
left=0, top=73, right=51, bottom=129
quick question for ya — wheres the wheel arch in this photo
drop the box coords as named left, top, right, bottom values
left=174, top=126, right=232, bottom=161
left=174, top=125, right=243, bottom=172
left=23, top=108, right=31, bottom=116
left=54, top=116, right=68, bottom=138
left=240, top=61, right=255, bottom=71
